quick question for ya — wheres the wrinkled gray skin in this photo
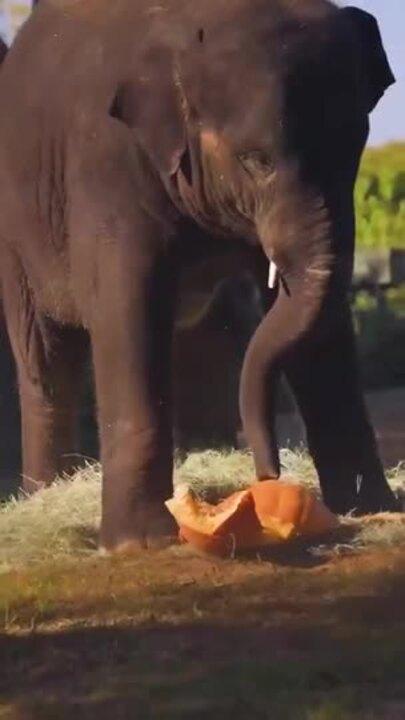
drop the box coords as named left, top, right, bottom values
left=174, top=271, right=264, bottom=452
left=0, top=0, right=400, bottom=551
left=0, top=41, right=20, bottom=495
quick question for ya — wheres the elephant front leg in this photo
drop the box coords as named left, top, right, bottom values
left=90, top=248, right=177, bottom=552
left=285, top=302, right=399, bottom=515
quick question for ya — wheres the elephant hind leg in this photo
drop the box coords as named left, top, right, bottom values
left=3, top=271, right=87, bottom=492
left=19, top=324, right=87, bottom=493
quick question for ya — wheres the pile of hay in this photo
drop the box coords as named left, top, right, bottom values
left=0, top=449, right=404, bottom=571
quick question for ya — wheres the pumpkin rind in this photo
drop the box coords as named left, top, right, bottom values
left=251, top=478, right=339, bottom=537
left=165, top=477, right=339, bottom=555
left=178, top=526, right=232, bottom=556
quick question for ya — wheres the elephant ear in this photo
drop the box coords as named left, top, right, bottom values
left=110, top=48, right=186, bottom=177
left=342, top=7, right=395, bottom=113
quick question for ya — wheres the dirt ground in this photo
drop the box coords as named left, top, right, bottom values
left=1, top=544, right=405, bottom=720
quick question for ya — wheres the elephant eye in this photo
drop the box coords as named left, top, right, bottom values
left=238, top=150, right=274, bottom=180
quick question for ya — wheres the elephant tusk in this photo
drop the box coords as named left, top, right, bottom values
left=268, top=260, right=278, bottom=289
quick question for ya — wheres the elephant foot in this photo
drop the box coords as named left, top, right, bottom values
left=21, top=477, right=47, bottom=495
left=323, top=478, right=402, bottom=517
left=354, top=483, right=402, bottom=516
left=99, top=502, right=178, bottom=554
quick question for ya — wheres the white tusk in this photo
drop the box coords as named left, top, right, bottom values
left=268, top=260, right=278, bottom=289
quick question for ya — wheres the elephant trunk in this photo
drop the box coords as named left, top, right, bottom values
left=240, top=165, right=334, bottom=479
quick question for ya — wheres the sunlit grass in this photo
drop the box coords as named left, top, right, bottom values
left=0, top=450, right=404, bottom=572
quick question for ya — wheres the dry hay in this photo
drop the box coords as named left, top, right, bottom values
left=0, top=449, right=404, bottom=571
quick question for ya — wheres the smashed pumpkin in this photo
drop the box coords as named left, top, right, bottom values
left=165, top=478, right=338, bottom=556
left=166, top=486, right=263, bottom=556
left=250, top=478, right=339, bottom=538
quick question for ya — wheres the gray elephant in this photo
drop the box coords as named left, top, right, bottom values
left=0, top=40, right=20, bottom=495
left=0, top=0, right=399, bottom=552
left=174, top=269, right=264, bottom=451
left=0, top=39, right=6, bottom=63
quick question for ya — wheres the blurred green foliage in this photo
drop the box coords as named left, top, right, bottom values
left=353, top=289, right=405, bottom=390
left=355, top=143, right=405, bottom=250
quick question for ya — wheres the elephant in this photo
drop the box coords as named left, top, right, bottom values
left=0, top=308, right=21, bottom=498
left=0, top=263, right=280, bottom=498
left=173, top=262, right=301, bottom=452
left=0, top=40, right=6, bottom=64
left=173, top=269, right=263, bottom=452
left=0, top=41, right=20, bottom=497
left=1, top=23, right=274, bottom=492
left=0, top=0, right=400, bottom=552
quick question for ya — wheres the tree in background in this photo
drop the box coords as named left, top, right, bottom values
left=353, top=144, right=405, bottom=390
left=355, top=143, right=405, bottom=250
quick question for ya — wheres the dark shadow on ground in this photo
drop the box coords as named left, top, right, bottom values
left=239, top=525, right=359, bottom=568
left=1, top=566, right=405, bottom=720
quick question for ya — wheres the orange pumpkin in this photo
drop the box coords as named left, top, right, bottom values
left=166, top=486, right=263, bottom=556
left=165, top=478, right=338, bottom=556
left=250, top=478, right=339, bottom=538
left=178, top=526, right=230, bottom=556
